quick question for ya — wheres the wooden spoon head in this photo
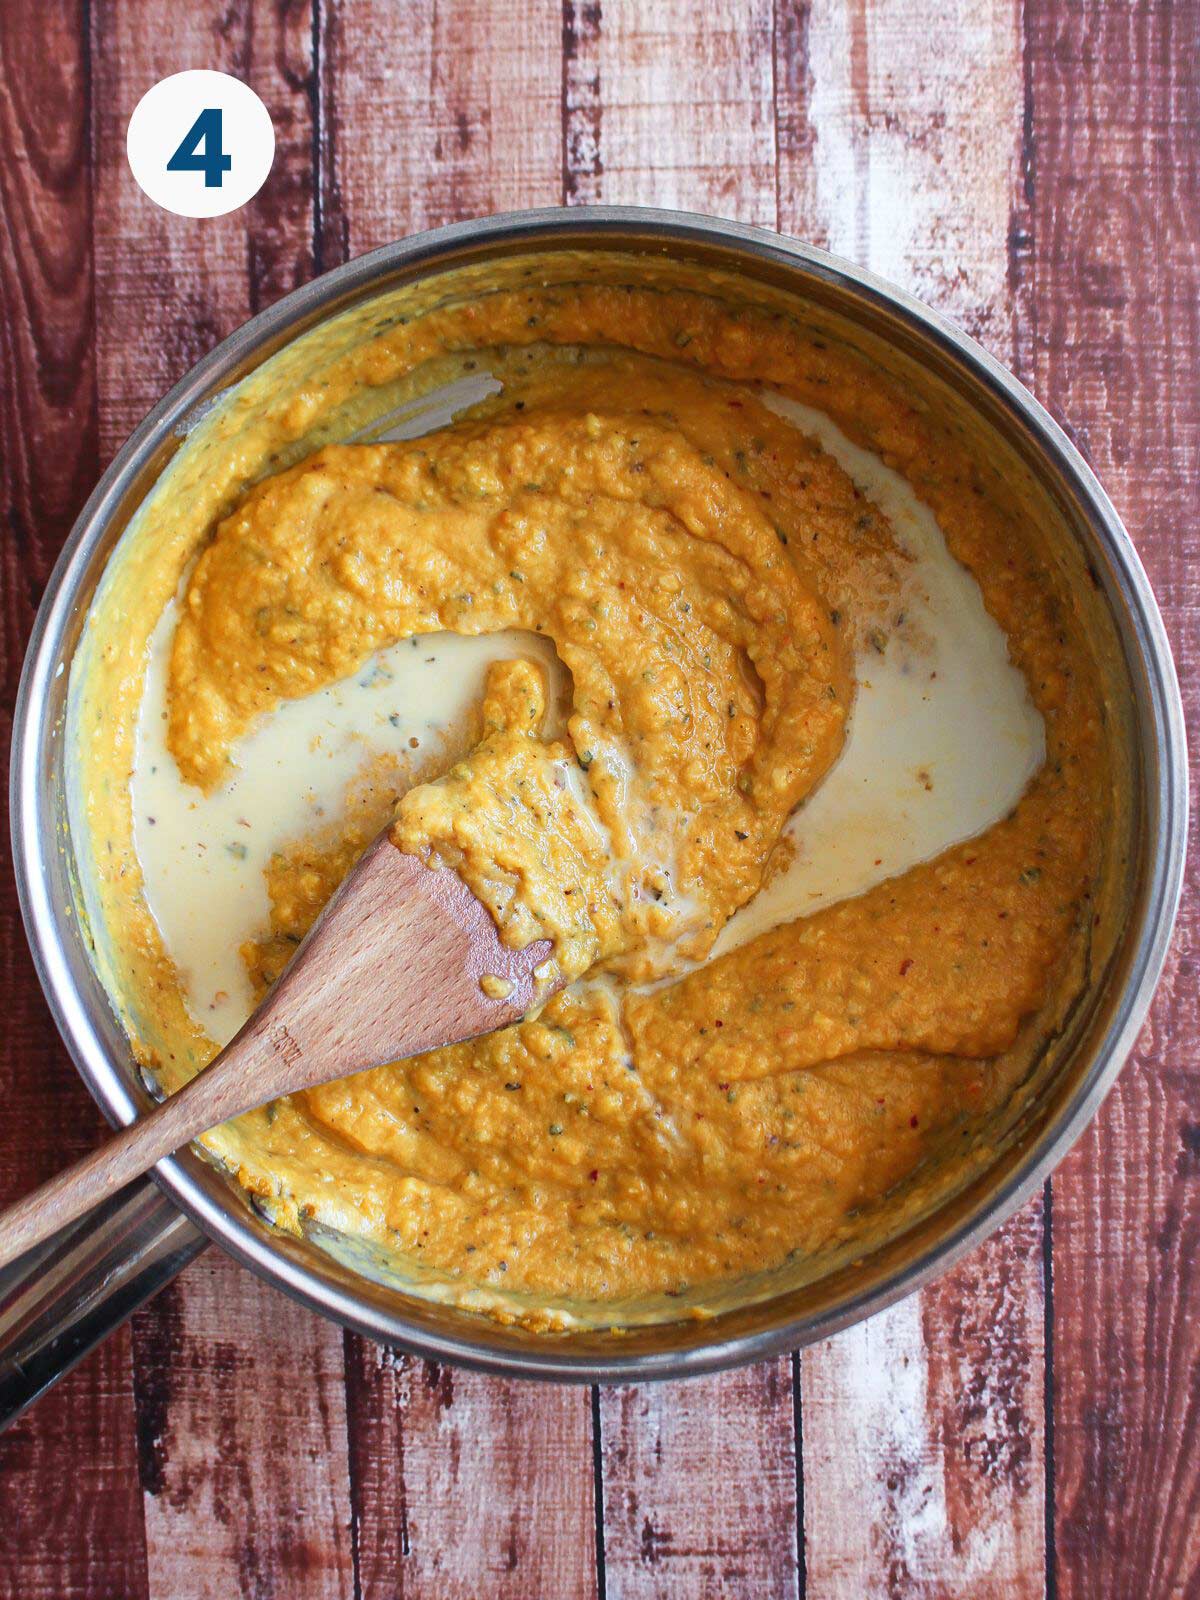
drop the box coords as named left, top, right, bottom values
left=242, top=831, right=558, bottom=1099
left=0, top=834, right=563, bottom=1271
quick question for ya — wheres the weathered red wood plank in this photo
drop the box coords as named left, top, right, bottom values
left=0, top=7, right=100, bottom=1170
left=130, top=1259, right=354, bottom=1600
left=563, top=12, right=801, bottom=1592
left=0, top=3, right=149, bottom=1595
left=91, top=0, right=316, bottom=453
left=598, top=1363, right=800, bottom=1598
left=345, top=1343, right=597, bottom=1599
left=563, top=0, right=776, bottom=226
left=319, top=0, right=562, bottom=261
left=778, top=0, right=1049, bottom=1591
left=318, top=10, right=600, bottom=1589
left=88, top=8, right=356, bottom=1595
left=1022, top=0, right=1200, bottom=1591
left=0, top=1343, right=150, bottom=1600
left=0, top=5, right=101, bottom=1194
left=802, top=1204, right=1046, bottom=1595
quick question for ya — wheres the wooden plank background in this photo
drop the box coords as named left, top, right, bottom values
left=0, top=0, right=1196, bottom=1593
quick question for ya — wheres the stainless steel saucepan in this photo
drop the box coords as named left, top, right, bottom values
left=2, top=208, right=1187, bottom=1423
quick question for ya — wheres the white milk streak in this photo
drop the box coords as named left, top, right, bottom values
left=133, top=387, right=1043, bottom=1043
left=134, top=622, right=563, bottom=1045
left=714, top=395, right=1043, bottom=955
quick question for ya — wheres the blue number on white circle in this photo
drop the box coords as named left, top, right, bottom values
left=166, top=108, right=232, bottom=189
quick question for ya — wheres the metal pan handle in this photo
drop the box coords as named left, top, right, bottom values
left=0, top=1176, right=205, bottom=1430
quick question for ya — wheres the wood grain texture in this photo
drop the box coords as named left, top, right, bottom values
left=319, top=0, right=562, bottom=262
left=562, top=0, right=776, bottom=225
left=598, top=1363, right=800, bottom=1599
left=803, top=1203, right=1046, bottom=1596
left=0, top=3, right=149, bottom=1596
left=0, top=0, right=99, bottom=1184
left=129, top=1258, right=353, bottom=1600
left=0, top=0, right=101, bottom=1184
left=88, top=9, right=356, bottom=1598
left=1, top=1345, right=149, bottom=1600
left=779, top=0, right=1049, bottom=1591
left=90, top=0, right=315, bottom=454
left=784, top=0, right=1024, bottom=350
left=1021, top=0, right=1200, bottom=1591
left=344, top=1340, right=597, bottom=1599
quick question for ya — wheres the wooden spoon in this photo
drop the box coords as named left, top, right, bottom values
left=0, top=830, right=559, bottom=1268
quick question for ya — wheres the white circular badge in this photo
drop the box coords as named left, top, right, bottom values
left=126, top=70, right=275, bottom=219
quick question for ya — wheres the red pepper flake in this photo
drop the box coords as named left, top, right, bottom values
left=899, top=957, right=914, bottom=976
left=717, top=1082, right=730, bottom=1093
left=910, top=1115, right=920, bottom=1129
left=714, top=1019, right=724, bottom=1028
left=588, top=1169, right=599, bottom=1183
left=965, top=855, right=977, bottom=865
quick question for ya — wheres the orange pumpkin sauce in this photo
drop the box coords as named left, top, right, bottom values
left=78, top=271, right=1108, bottom=1323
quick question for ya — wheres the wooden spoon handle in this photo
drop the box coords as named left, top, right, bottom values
left=0, top=1073, right=226, bottom=1268
left=0, top=840, right=556, bottom=1270
left=0, top=987, right=306, bottom=1268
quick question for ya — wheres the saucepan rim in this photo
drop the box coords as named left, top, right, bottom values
left=9, top=206, right=1188, bottom=1382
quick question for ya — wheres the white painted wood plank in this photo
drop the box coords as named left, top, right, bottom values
left=599, top=1364, right=800, bottom=1599
left=345, top=1344, right=598, bottom=1600
left=778, top=0, right=1047, bottom=1592
left=133, top=1254, right=355, bottom=1600
left=565, top=0, right=777, bottom=226
left=321, top=0, right=562, bottom=258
